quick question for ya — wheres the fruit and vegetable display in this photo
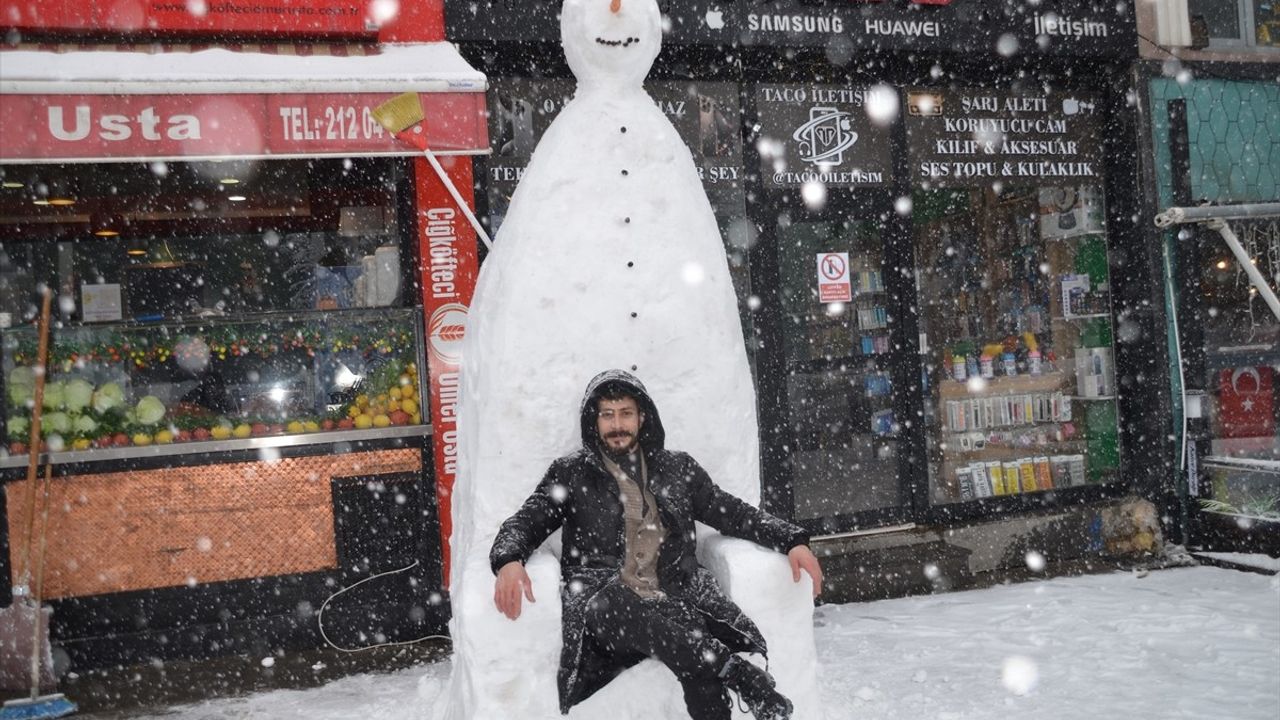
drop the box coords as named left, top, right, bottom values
left=4, top=359, right=423, bottom=455
left=6, top=358, right=424, bottom=453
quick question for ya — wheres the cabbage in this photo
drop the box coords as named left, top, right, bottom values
left=7, top=367, right=34, bottom=389
left=92, top=383, right=125, bottom=413
left=42, top=381, right=65, bottom=410
left=43, top=412, right=71, bottom=435
left=72, top=415, right=98, bottom=434
left=7, top=382, right=32, bottom=408
left=7, top=416, right=28, bottom=438
left=64, top=378, right=94, bottom=412
left=135, top=396, right=166, bottom=425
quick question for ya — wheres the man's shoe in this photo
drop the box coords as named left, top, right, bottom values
left=720, top=656, right=793, bottom=720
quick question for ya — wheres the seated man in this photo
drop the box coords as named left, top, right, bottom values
left=491, top=369, right=823, bottom=720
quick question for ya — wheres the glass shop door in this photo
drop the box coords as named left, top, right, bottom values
left=760, top=190, right=917, bottom=532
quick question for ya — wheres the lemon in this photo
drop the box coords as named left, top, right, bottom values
left=211, top=425, right=232, bottom=440
left=356, top=394, right=369, bottom=408
left=347, top=405, right=361, bottom=418
left=72, top=438, right=92, bottom=451
left=286, top=421, right=304, bottom=434
left=233, top=424, right=252, bottom=439
left=401, top=399, right=417, bottom=415
left=354, top=414, right=373, bottom=430
left=132, top=433, right=153, bottom=446
left=154, top=430, right=174, bottom=444
left=303, top=420, right=320, bottom=433
left=373, top=414, right=391, bottom=428
left=390, top=387, right=402, bottom=401
left=410, top=412, right=422, bottom=425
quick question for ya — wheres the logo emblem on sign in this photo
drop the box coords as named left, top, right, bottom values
left=793, top=106, right=857, bottom=165
left=428, top=303, right=469, bottom=366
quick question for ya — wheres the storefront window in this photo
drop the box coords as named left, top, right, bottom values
left=1257, top=0, right=1280, bottom=46
left=0, top=158, right=428, bottom=456
left=1189, top=0, right=1245, bottom=41
left=1196, top=218, right=1279, bottom=522
left=906, top=87, right=1119, bottom=505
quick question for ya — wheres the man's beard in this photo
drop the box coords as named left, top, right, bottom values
left=603, top=431, right=637, bottom=455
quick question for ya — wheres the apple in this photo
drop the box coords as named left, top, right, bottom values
left=193, top=427, right=211, bottom=441
left=9, top=442, right=26, bottom=454
left=337, top=418, right=355, bottom=430
left=113, top=433, right=130, bottom=447
left=321, top=419, right=336, bottom=431
left=251, top=423, right=270, bottom=436
left=269, top=424, right=284, bottom=435
left=176, top=430, right=193, bottom=443
left=389, top=410, right=411, bottom=426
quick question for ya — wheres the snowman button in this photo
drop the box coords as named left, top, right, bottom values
left=621, top=169, right=629, bottom=176
left=624, top=217, right=631, bottom=224
left=631, top=365, right=638, bottom=371
left=627, top=261, right=634, bottom=268
left=621, top=126, right=627, bottom=133
left=630, top=312, right=638, bottom=318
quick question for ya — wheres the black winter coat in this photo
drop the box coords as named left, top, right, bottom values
left=489, top=370, right=808, bottom=714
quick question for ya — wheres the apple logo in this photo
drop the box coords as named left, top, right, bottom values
left=705, top=6, right=725, bottom=30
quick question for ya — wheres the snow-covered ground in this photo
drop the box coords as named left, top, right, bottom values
left=97, top=566, right=1279, bottom=720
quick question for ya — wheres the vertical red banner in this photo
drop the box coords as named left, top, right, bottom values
left=415, top=155, right=479, bottom=586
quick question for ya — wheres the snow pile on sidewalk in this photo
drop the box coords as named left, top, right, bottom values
left=116, top=567, right=1279, bottom=720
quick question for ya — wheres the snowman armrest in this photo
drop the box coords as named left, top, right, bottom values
left=696, top=534, right=815, bottom=618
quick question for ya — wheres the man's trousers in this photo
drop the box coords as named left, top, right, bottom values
left=583, top=581, right=732, bottom=720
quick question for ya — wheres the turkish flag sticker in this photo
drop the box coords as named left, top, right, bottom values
left=1216, top=366, right=1275, bottom=439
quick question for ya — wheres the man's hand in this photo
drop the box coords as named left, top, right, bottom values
left=787, top=545, right=824, bottom=598
left=494, top=561, right=535, bottom=620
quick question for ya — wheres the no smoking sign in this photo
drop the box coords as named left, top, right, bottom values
left=816, top=252, right=852, bottom=303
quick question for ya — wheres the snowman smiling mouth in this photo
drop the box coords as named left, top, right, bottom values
left=595, top=36, right=641, bottom=47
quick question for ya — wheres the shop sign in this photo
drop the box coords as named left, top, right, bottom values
left=753, top=83, right=893, bottom=189
left=0, top=0, right=381, bottom=36
left=737, top=0, right=1133, bottom=56
left=484, top=77, right=745, bottom=232
left=0, top=92, right=488, bottom=162
left=816, top=252, right=852, bottom=303
left=444, top=0, right=1135, bottom=58
left=445, top=0, right=738, bottom=46
left=415, top=163, right=482, bottom=584
left=905, top=88, right=1105, bottom=187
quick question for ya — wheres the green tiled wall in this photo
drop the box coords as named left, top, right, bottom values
left=1150, top=78, right=1280, bottom=206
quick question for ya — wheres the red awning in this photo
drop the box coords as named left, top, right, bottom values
left=0, top=43, right=490, bottom=164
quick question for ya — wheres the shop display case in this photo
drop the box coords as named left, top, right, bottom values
left=915, top=184, right=1121, bottom=504
left=0, top=307, right=427, bottom=467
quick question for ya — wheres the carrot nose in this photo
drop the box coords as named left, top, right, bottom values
left=610, top=0, right=621, bottom=13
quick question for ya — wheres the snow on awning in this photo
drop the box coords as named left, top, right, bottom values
left=0, top=43, right=490, bottom=164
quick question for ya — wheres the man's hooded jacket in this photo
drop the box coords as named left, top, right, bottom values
left=489, top=369, right=809, bottom=714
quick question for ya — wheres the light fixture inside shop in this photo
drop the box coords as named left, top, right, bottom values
left=227, top=195, right=247, bottom=202
left=1216, top=260, right=1228, bottom=270
left=219, top=177, right=241, bottom=185
left=32, top=178, right=76, bottom=206
left=2, top=181, right=23, bottom=189
left=126, top=238, right=148, bottom=257
left=91, top=213, right=124, bottom=238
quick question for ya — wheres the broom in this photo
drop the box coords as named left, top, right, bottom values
left=371, top=92, right=494, bottom=251
left=1, top=287, right=77, bottom=720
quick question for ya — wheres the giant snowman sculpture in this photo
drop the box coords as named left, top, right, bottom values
left=437, top=1, right=821, bottom=718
